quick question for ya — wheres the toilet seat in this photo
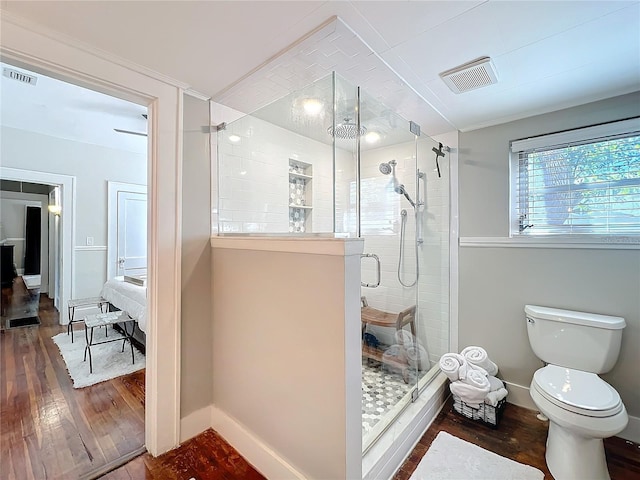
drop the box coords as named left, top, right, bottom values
left=533, top=365, right=622, bottom=418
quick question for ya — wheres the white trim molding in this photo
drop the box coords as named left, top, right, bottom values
left=210, top=406, right=305, bottom=480
left=460, top=236, right=640, bottom=250
left=503, top=381, right=537, bottom=411
left=0, top=237, right=25, bottom=243
left=2, top=17, right=182, bottom=456
left=180, top=406, right=213, bottom=444
left=74, top=245, right=107, bottom=252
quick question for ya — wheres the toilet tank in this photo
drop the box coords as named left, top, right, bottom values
left=525, top=305, right=625, bottom=374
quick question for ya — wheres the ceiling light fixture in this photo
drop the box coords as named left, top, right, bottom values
left=48, top=205, right=61, bottom=216
left=365, top=131, right=380, bottom=144
left=302, top=98, right=323, bottom=115
left=439, top=56, right=498, bottom=94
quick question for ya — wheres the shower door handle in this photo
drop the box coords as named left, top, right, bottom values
left=361, top=253, right=381, bottom=288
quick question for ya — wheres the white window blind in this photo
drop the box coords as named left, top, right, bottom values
left=511, top=118, right=640, bottom=236
left=347, top=177, right=399, bottom=235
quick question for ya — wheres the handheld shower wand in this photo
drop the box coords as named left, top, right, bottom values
left=379, top=159, right=416, bottom=207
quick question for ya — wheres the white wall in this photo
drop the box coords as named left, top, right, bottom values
left=458, top=92, right=640, bottom=431
left=0, top=191, right=49, bottom=292
left=0, top=126, right=146, bottom=299
left=218, top=116, right=334, bottom=234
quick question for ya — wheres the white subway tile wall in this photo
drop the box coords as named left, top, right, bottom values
left=218, top=115, right=335, bottom=233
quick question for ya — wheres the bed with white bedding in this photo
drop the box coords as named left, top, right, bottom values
left=100, top=276, right=147, bottom=333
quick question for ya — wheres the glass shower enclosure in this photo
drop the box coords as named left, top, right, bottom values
left=216, top=72, right=450, bottom=453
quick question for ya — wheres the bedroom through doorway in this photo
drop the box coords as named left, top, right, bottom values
left=0, top=61, right=149, bottom=479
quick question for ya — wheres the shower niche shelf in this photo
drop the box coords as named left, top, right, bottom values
left=289, top=159, right=312, bottom=233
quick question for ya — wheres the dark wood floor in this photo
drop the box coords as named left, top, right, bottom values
left=0, top=277, right=146, bottom=480
left=102, top=429, right=266, bottom=480
left=394, top=397, right=640, bottom=480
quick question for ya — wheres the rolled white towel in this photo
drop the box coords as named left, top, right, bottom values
left=487, top=375, right=504, bottom=392
left=394, top=329, right=414, bottom=347
left=463, top=368, right=491, bottom=390
left=439, top=353, right=466, bottom=382
left=406, top=343, right=428, bottom=370
left=485, top=387, right=508, bottom=407
left=461, top=346, right=498, bottom=376
left=450, top=371, right=491, bottom=406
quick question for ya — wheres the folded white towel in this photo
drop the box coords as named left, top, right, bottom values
left=450, top=371, right=491, bottom=406
left=461, top=346, right=498, bottom=376
left=487, top=375, right=504, bottom=392
left=485, top=387, right=508, bottom=407
left=406, top=343, right=428, bottom=370
left=394, top=329, right=414, bottom=347
left=439, top=353, right=467, bottom=382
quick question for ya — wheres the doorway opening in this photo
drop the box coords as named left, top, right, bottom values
left=0, top=62, right=149, bottom=479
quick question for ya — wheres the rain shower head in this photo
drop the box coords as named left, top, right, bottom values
left=327, top=118, right=366, bottom=139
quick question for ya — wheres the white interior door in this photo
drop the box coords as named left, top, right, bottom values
left=117, top=191, right=146, bottom=276
left=108, top=182, right=147, bottom=279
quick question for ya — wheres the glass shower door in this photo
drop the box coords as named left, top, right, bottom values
left=356, top=92, right=423, bottom=451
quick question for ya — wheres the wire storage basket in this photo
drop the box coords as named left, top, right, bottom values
left=451, top=380, right=507, bottom=428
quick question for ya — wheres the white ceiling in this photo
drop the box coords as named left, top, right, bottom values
left=1, top=0, right=639, bottom=141
left=1, top=62, right=148, bottom=153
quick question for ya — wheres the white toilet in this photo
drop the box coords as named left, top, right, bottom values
left=525, top=305, right=628, bottom=480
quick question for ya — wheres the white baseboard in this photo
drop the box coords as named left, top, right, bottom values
left=210, top=405, right=305, bottom=480
left=504, top=381, right=537, bottom=411
left=180, top=405, right=213, bottom=443
left=619, top=415, right=640, bottom=443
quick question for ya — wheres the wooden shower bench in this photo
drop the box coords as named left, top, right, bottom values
left=361, top=298, right=417, bottom=382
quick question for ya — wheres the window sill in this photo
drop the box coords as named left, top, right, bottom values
left=459, top=236, right=640, bottom=250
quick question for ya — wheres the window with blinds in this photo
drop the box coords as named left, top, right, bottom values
left=346, top=177, right=400, bottom=235
left=511, top=118, right=640, bottom=236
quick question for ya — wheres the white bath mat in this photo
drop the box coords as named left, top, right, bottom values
left=410, top=431, right=544, bottom=480
left=52, top=328, right=144, bottom=388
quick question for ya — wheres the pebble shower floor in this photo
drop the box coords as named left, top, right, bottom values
left=362, top=361, right=413, bottom=437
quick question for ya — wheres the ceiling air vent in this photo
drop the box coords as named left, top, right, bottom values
left=3, top=67, right=38, bottom=86
left=439, top=57, right=497, bottom=94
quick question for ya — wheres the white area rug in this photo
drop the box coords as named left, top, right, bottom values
left=410, top=431, right=544, bottom=480
left=52, top=328, right=144, bottom=388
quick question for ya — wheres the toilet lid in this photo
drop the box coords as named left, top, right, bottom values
left=533, top=365, right=622, bottom=417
